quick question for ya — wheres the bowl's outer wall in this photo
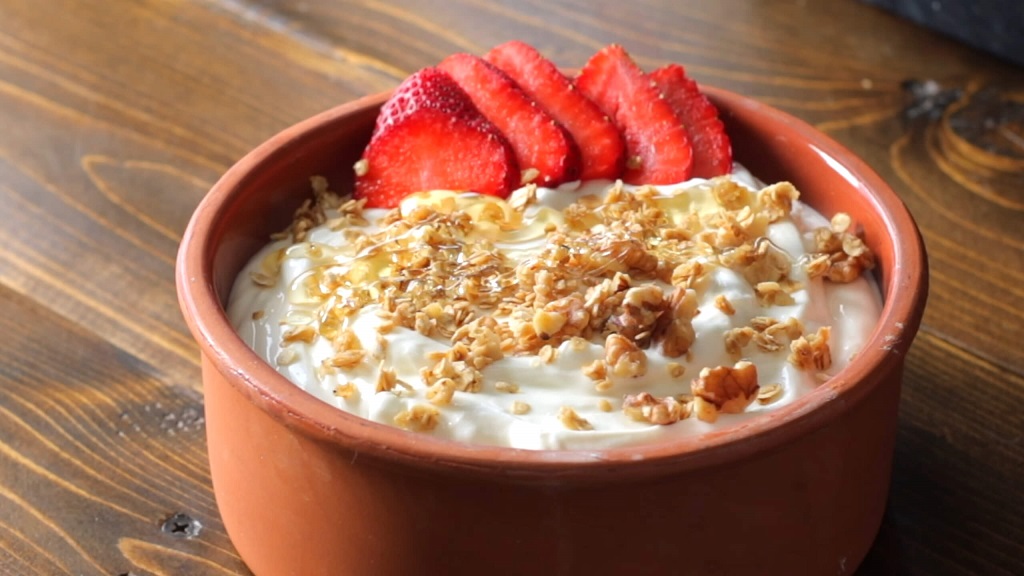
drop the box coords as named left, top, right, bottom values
left=205, top=354, right=901, bottom=575
left=180, top=88, right=928, bottom=575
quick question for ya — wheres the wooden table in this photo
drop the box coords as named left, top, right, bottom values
left=1, top=1, right=1021, bottom=574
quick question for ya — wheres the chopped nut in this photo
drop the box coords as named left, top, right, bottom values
left=533, top=308, right=568, bottom=339
left=530, top=295, right=590, bottom=346
left=394, top=404, right=440, bottom=432
left=604, top=334, right=648, bottom=378
left=789, top=326, right=832, bottom=371
left=724, top=327, right=756, bottom=356
left=598, top=399, right=613, bottom=412
left=558, top=406, right=593, bottom=431
left=510, top=400, right=531, bottom=415
left=606, top=284, right=666, bottom=346
left=656, top=287, right=699, bottom=358
left=691, top=361, right=759, bottom=422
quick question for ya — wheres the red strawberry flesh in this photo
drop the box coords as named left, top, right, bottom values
left=575, top=44, right=693, bottom=185
left=438, top=52, right=581, bottom=187
left=485, top=40, right=625, bottom=181
left=354, top=67, right=518, bottom=208
left=650, top=64, right=732, bottom=178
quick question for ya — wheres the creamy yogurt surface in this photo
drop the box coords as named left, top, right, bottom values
left=227, top=167, right=881, bottom=450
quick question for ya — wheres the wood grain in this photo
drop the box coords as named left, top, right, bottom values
left=0, top=0, right=1022, bottom=574
left=0, top=285, right=245, bottom=575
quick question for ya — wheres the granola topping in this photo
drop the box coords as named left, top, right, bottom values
left=228, top=167, right=882, bottom=450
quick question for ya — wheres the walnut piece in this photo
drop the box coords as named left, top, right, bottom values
left=656, top=287, right=699, bottom=358
left=604, top=334, right=648, bottom=378
left=691, top=361, right=759, bottom=422
left=605, top=284, right=666, bottom=346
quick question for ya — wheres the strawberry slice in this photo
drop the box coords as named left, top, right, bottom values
left=650, top=64, right=732, bottom=178
left=576, top=44, right=692, bottom=185
left=354, top=67, right=519, bottom=208
left=438, top=53, right=581, bottom=187
left=485, top=41, right=625, bottom=181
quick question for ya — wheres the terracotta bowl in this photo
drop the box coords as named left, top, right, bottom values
left=177, top=87, right=928, bottom=576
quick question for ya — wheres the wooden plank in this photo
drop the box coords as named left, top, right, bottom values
left=0, top=284, right=247, bottom=575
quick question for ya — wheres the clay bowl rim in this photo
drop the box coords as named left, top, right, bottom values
left=177, top=85, right=927, bottom=481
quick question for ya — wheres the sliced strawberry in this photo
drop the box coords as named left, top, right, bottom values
left=354, top=67, right=519, bottom=208
left=485, top=40, right=625, bottom=181
left=576, top=44, right=692, bottom=185
left=438, top=53, right=581, bottom=187
left=650, top=64, right=732, bottom=178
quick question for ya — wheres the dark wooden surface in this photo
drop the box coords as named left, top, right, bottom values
left=1, top=1, right=1022, bottom=574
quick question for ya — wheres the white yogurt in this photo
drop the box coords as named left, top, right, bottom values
left=227, top=168, right=882, bottom=450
